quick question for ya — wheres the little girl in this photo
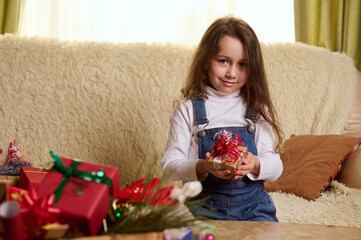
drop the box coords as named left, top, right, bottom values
left=161, top=16, right=283, bottom=222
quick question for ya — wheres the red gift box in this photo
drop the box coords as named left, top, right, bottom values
left=16, top=167, right=49, bottom=190
left=35, top=152, right=120, bottom=236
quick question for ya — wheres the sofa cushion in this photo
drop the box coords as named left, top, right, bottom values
left=265, top=134, right=361, bottom=200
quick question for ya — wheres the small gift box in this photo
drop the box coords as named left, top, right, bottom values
left=36, top=152, right=120, bottom=236
left=0, top=188, right=68, bottom=240
left=16, top=167, right=49, bottom=190
left=19, top=188, right=67, bottom=239
left=0, top=175, right=19, bottom=187
left=207, top=129, right=248, bottom=176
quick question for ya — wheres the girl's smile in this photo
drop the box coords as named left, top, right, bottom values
left=207, top=35, right=248, bottom=94
left=221, top=79, right=238, bottom=86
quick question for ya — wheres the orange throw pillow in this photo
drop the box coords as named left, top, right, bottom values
left=265, top=134, right=361, bottom=200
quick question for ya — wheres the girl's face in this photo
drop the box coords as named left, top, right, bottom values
left=207, top=35, right=248, bottom=94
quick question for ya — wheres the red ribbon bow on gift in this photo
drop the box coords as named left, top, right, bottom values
left=17, top=188, right=61, bottom=239
left=211, top=129, right=247, bottom=164
left=20, top=188, right=60, bottom=228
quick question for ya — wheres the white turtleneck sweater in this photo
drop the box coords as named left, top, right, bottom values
left=161, top=86, right=283, bottom=182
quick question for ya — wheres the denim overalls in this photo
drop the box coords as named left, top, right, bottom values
left=190, top=94, right=278, bottom=222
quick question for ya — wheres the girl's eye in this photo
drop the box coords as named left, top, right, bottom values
left=219, top=59, right=228, bottom=64
left=239, top=62, right=247, bottom=68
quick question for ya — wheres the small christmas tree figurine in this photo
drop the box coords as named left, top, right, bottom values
left=8, top=140, right=30, bottom=163
left=0, top=140, right=32, bottom=176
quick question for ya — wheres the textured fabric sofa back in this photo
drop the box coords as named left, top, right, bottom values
left=0, top=35, right=357, bottom=185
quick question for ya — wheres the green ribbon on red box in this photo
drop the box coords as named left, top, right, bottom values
left=49, top=151, right=112, bottom=204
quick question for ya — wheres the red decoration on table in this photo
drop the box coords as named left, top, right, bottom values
left=116, top=177, right=178, bottom=206
left=150, top=185, right=178, bottom=206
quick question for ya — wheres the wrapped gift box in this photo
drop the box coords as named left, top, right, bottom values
left=0, top=189, right=69, bottom=240
left=16, top=167, right=49, bottom=190
left=208, top=155, right=241, bottom=176
left=36, top=154, right=120, bottom=236
left=207, top=130, right=249, bottom=176
left=207, top=145, right=248, bottom=176
left=0, top=175, right=19, bottom=187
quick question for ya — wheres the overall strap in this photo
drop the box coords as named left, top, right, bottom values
left=245, top=105, right=257, bottom=134
left=191, top=93, right=209, bottom=126
left=245, top=105, right=257, bottom=121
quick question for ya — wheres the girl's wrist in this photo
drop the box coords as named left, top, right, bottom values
left=196, top=159, right=209, bottom=179
left=251, top=157, right=260, bottom=176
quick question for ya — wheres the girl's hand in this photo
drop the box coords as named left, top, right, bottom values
left=233, top=152, right=260, bottom=180
left=196, top=152, right=236, bottom=180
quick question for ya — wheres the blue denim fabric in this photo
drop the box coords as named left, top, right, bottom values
left=190, top=95, right=278, bottom=222
left=191, top=93, right=209, bottom=125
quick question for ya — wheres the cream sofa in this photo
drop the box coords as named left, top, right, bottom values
left=0, top=34, right=360, bottom=228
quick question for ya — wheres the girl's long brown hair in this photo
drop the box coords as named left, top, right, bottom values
left=181, top=16, right=283, bottom=151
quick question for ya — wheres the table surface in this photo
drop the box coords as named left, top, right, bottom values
left=209, top=220, right=361, bottom=240
left=67, top=220, right=361, bottom=240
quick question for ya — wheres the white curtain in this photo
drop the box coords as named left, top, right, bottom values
left=20, top=0, right=294, bottom=45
